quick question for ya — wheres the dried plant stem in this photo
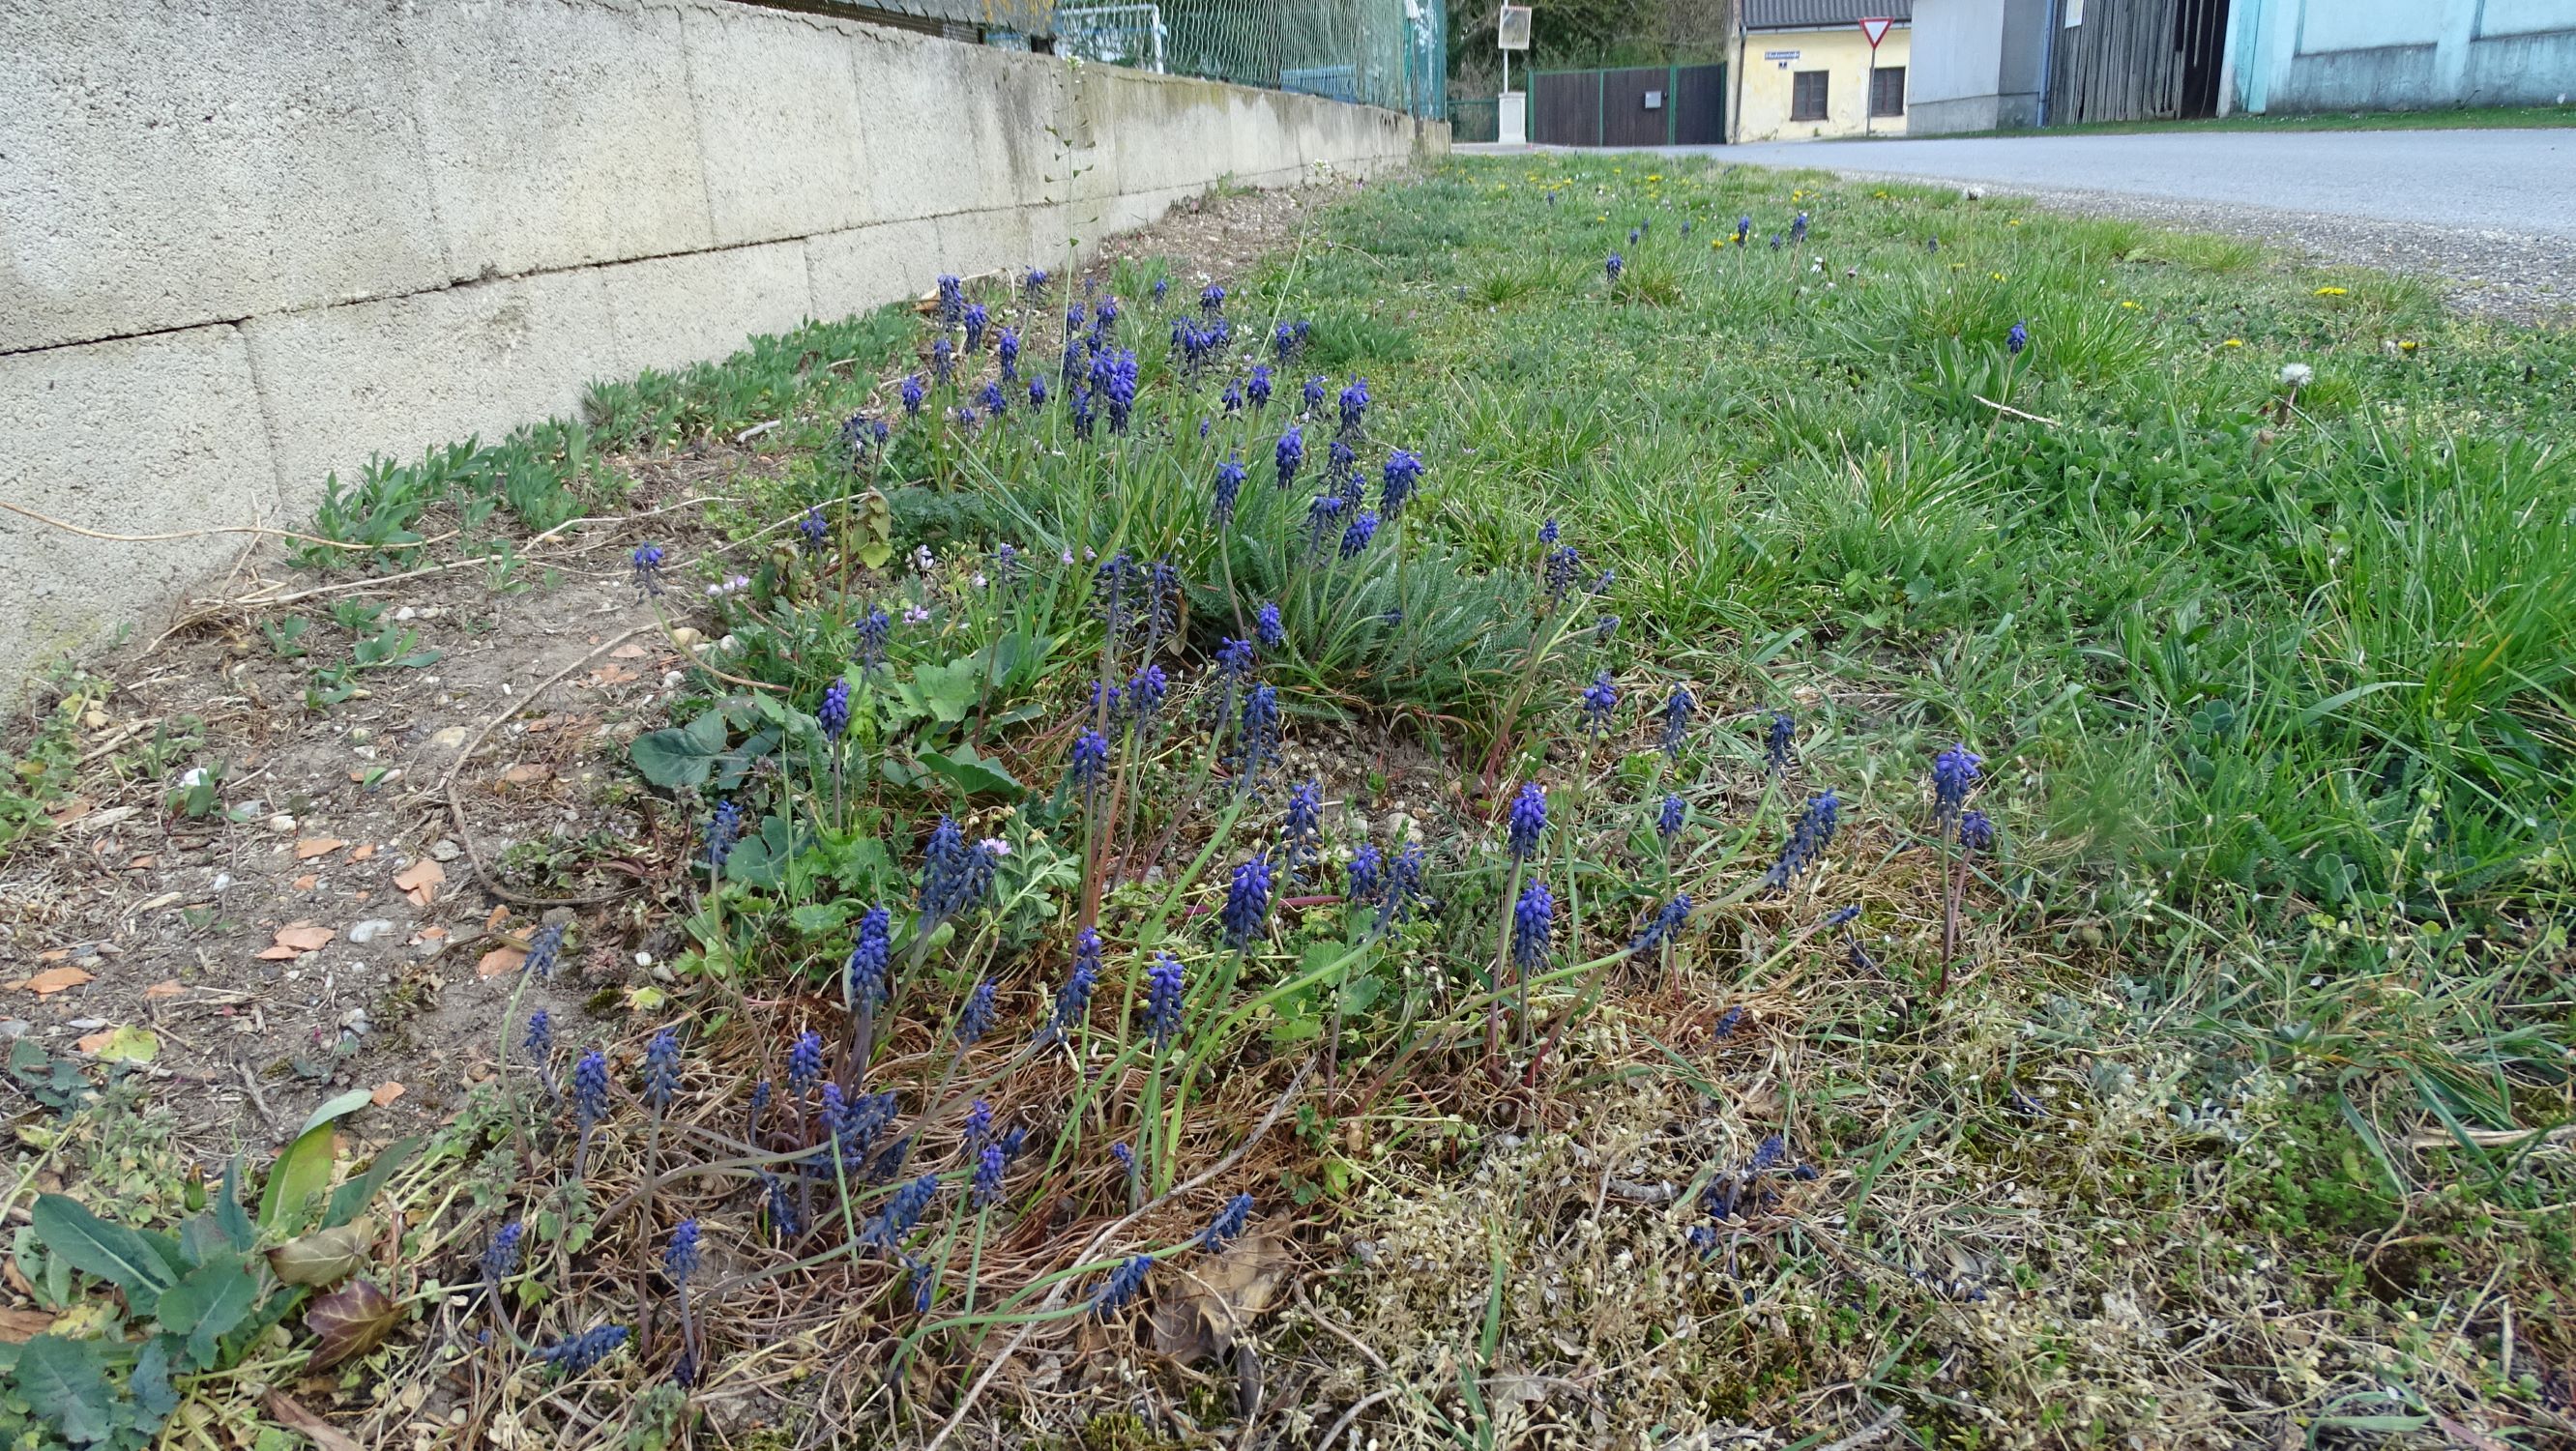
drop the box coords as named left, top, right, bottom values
left=922, top=1059, right=1314, bottom=1451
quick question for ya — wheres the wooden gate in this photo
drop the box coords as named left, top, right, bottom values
left=2045, top=0, right=2230, bottom=125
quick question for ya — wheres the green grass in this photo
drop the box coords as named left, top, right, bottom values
left=1268, top=158, right=2576, bottom=920
left=10, top=156, right=2574, bottom=1450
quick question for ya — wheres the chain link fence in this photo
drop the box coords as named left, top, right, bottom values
left=761, top=0, right=1446, bottom=119
left=1058, top=0, right=1447, bottom=118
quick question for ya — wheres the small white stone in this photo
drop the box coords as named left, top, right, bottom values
left=267, top=814, right=297, bottom=833
left=430, top=838, right=462, bottom=861
left=347, top=919, right=398, bottom=945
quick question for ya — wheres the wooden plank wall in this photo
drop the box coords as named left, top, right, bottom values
left=2047, top=0, right=2201, bottom=125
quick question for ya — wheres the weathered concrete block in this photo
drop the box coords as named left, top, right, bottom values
left=806, top=218, right=946, bottom=323
left=936, top=206, right=1045, bottom=286
left=0, top=3, right=444, bottom=353
left=245, top=273, right=619, bottom=515
left=603, top=242, right=815, bottom=376
left=852, top=28, right=1060, bottom=223
left=0, top=328, right=278, bottom=692
left=405, top=0, right=716, bottom=279
left=679, top=1, right=868, bottom=246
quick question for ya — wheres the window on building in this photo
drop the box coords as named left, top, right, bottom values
left=1870, top=65, right=1907, bottom=117
left=1790, top=70, right=1829, bottom=121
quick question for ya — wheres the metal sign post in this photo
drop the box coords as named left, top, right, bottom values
left=1858, top=15, right=1893, bottom=137
left=1498, top=4, right=1531, bottom=144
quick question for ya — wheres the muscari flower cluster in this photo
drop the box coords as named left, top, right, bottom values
left=1581, top=672, right=1618, bottom=737
left=1038, top=927, right=1101, bottom=1045
left=1507, top=782, right=1547, bottom=862
left=1932, top=742, right=1981, bottom=827
left=642, top=1030, right=682, bottom=1111
left=630, top=544, right=666, bottom=598
left=1220, top=852, right=1273, bottom=948
left=1762, top=791, right=1841, bottom=890
left=704, top=798, right=744, bottom=871
left=1766, top=710, right=1796, bottom=775
left=1629, top=894, right=1691, bottom=957
left=1511, top=880, right=1555, bottom=968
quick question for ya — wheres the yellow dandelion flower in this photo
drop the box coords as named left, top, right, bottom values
left=2007, top=218, right=2023, bottom=227
left=2120, top=300, right=2141, bottom=309
left=2222, top=338, right=2244, bottom=347
left=2314, top=286, right=2348, bottom=296
left=1647, top=173, right=1663, bottom=182
left=2399, top=339, right=2419, bottom=351
left=1990, top=272, right=2006, bottom=281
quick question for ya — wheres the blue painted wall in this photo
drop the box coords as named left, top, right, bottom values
left=2227, top=0, right=2576, bottom=113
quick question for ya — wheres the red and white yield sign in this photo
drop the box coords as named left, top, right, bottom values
left=1858, top=15, right=1896, bottom=47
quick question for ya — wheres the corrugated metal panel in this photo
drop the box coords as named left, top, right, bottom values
left=1744, top=0, right=1911, bottom=30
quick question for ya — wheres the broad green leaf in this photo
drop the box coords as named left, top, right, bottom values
left=15, top=1334, right=113, bottom=1444
left=268, top=1216, right=375, bottom=1287
left=178, top=1213, right=233, bottom=1270
left=29, top=1194, right=176, bottom=1300
left=629, top=711, right=729, bottom=789
left=132, top=1337, right=181, bottom=1421
left=917, top=744, right=1024, bottom=800
left=260, top=1089, right=372, bottom=1232
left=713, top=726, right=783, bottom=791
left=722, top=814, right=813, bottom=889
left=325, top=1136, right=420, bottom=1228
left=789, top=902, right=853, bottom=936
left=216, top=1159, right=255, bottom=1251
left=294, top=1088, right=376, bottom=1142
left=157, top=1256, right=259, bottom=1368
left=906, top=659, right=982, bottom=724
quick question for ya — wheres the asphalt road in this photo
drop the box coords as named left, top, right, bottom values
left=1709, top=129, right=2576, bottom=238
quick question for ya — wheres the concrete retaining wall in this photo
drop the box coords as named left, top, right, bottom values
left=0, top=0, right=1442, bottom=703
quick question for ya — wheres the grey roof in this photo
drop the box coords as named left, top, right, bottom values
left=1743, top=0, right=1912, bottom=29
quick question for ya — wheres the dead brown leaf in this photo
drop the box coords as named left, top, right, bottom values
left=369, top=1081, right=406, bottom=1107
left=394, top=859, right=444, bottom=908
left=291, top=873, right=319, bottom=891
left=500, top=764, right=551, bottom=784
left=13, top=967, right=94, bottom=996
left=610, top=643, right=651, bottom=659
left=349, top=844, right=376, bottom=862
left=264, top=1391, right=364, bottom=1451
left=1150, top=1222, right=1295, bottom=1362
left=275, top=923, right=336, bottom=952
left=144, top=980, right=186, bottom=1000
left=475, top=946, right=527, bottom=979
left=294, top=837, right=346, bottom=860
left=0, top=1308, right=56, bottom=1343
left=44, top=797, right=94, bottom=827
